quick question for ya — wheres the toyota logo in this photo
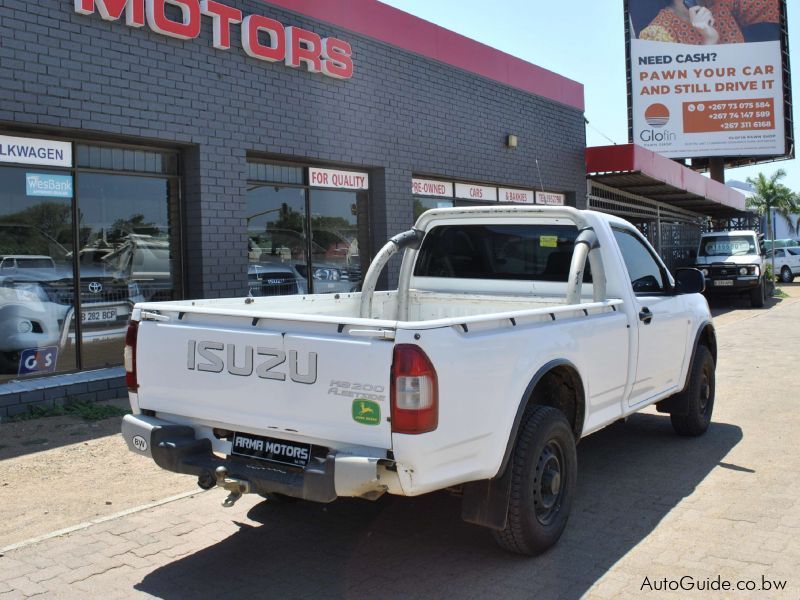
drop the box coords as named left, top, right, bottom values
left=88, top=281, right=103, bottom=294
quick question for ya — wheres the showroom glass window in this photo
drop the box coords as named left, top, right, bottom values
left=246, top=162, right=369, bottom=295
left=414, top=196, right=453, bottom=221
left=0, top=141, right=181, bottom=384
left=0, top=166, right=77, bottom=381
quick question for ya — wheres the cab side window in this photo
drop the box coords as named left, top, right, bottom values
left=612, top=228, right=665, bottom=294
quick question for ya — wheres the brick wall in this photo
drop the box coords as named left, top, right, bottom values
left=0, top=0, right=587, bottom=404
left=0, top=369, right=126, bottom=420
left=0, top=0, right=587, bottom=298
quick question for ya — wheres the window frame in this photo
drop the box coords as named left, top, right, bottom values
left=611, top=225, right=674, bottom=297
left=0, top=130, right=183, bottom=380
left=246, top=159, right=371, bottom=294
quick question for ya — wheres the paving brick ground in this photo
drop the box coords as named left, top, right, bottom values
left=1, top=289, right=799, bottom=599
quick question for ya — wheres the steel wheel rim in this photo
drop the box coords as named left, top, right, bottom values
left=699, top=365, right=711, bottom=415
left=533, top=440, right=565, bottom=526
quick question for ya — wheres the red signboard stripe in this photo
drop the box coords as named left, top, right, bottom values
left=260, top=0, right=584, bottom=110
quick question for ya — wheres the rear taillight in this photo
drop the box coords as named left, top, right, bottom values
left=124, top=319, right=139, bottom=392
left=391, top=344, right=438, bottom=434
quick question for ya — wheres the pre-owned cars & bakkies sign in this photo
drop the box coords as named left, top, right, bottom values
left=73, top=0, right=354, bottom=80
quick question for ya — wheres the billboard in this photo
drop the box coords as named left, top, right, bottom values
left=625, top=0, right=791, bottom=160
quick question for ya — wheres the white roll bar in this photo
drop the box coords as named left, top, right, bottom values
left=360, top=206, right=608, bottom=320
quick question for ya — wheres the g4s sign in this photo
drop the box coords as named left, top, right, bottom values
left=18, top=347, right=58, bottom=376
left=73, top=0, right=354, bottom=80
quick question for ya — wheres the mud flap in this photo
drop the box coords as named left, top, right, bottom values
left=460, top=465, right=514, bottom=531
left=656, top=393, right=689, bottom=416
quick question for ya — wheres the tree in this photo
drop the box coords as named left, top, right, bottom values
left=746, top=169, right=799, bottom=283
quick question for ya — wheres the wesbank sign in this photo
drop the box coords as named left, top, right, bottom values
left=73, top=0, right=354, bottom=80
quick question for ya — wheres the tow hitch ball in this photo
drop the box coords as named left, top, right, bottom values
left=214, top=466, right=250, bottom=508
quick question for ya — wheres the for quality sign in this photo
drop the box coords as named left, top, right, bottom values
left=26, top=173, right=73, bottom=198
left=0, top=135, right=72, bottom=167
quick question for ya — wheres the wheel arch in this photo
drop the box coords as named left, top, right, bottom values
left=498, top=360, right=586, bottom=475
left=696, top=321, right=717, bottom=366
left=461, top=359, right=585, bottom=531
left=656, top=320, right=716, bottom=416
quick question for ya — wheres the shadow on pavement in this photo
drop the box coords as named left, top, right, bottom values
left=708, top=292, right=783, bottom=318
left=135, top=413, right=742, bottom=600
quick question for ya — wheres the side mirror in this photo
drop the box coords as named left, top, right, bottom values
left=674, top=268, right=705, bottom=295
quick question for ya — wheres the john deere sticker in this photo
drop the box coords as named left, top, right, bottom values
left=352, top=399, right=381, bottom=426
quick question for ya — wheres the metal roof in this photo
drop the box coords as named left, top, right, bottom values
left=586, top=145, right=747, bottom=217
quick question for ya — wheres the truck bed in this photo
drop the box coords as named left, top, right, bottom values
left=136, top=288, right=611, bottom=329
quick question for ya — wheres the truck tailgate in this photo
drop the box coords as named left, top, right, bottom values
left=134, top=315, right=394, bottom=450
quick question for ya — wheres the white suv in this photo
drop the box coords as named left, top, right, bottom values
left=694, top=230, right=768, bottom=307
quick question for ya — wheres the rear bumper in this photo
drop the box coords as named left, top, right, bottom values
left=121, top=414, right=391, bottom=502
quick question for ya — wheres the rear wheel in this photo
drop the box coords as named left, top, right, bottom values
left=780, top=266, right=794, bottom=283
left=670, top=345, right=715, bottom=436
left=493, top=406, right=577, bottom=556
left=749, top=280, right=765, bottom=308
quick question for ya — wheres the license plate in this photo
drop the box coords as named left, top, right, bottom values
left=81, top=308, right=118, bottom=323
left=230, top=433, right=311, bottom=467
left=714, top=279, right=734, bottom=287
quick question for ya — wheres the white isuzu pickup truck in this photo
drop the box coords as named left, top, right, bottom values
left=121, top=206, right=716, bottom=555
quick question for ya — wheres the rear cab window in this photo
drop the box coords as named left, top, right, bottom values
left=413, top=224, right=591, bottom=282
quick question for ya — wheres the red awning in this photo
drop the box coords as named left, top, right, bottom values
left=586, top=144, right=746, bottom=217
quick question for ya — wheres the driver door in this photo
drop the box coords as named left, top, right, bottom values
left=612, top=227, right=691, bottom=407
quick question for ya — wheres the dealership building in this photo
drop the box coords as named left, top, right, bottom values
left=0, top=0, right=744, bottom=412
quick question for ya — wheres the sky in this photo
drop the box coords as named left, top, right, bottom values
left=379, top=0, right=799, bottom=193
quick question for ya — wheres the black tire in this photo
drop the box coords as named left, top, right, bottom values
left=670, top=345, right=715, bottom=437
left=493, top=406, right=577, bottom=556
left=780, top=266, right=794, bottom=284
left=749, top=280, right=765, bottom=308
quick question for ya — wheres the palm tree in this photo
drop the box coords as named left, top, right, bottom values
left=746, top=169, right=799, bottom=284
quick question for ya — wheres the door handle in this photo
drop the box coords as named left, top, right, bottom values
left=639, top=307, right=653, bottom=324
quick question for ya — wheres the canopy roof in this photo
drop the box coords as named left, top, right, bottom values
left=586, top=145, right=747, bottom=217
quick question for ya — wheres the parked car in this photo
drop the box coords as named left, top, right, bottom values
left=122, top=206, right=713, bottom=556
left=248, top=228, right=359, bottom=294
left=694, top=230, right=768, bottom=307
left=766, top=247, right=800, bottom=283
left=100, top=234, right=173, bottom=302
left=248, top=263, right=308, bottom=296
left=0, top=225, right=136, bottom=375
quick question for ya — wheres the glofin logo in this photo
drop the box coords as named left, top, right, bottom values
left=644, top=103, right=670, bottom=128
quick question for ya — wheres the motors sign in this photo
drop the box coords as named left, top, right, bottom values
left=73, top=0, right=354, bottom=80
